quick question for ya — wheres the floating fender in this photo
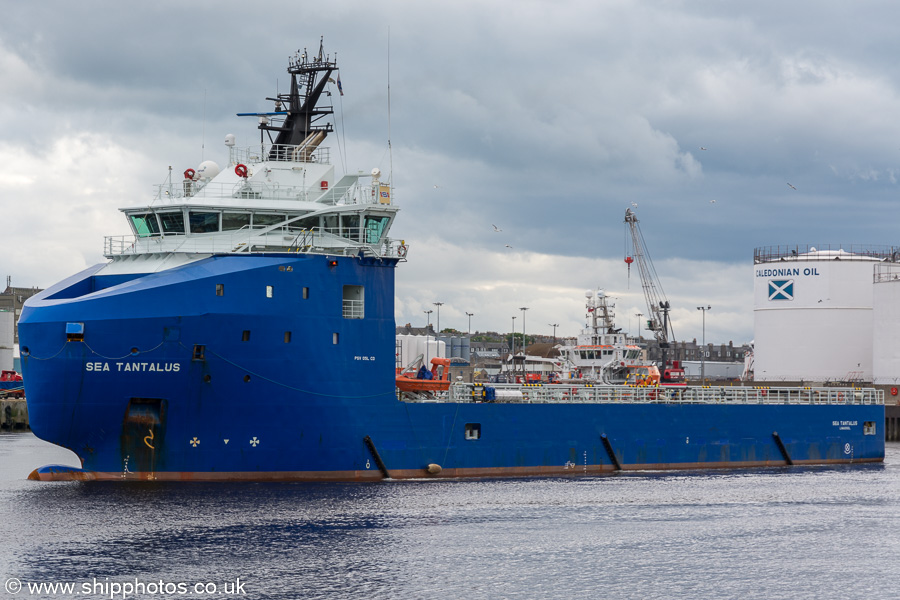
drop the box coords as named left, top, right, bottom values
left=426, top=463, right=442, bottom=475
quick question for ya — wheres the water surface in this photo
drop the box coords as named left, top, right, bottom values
left=1, top=433, right=898, bottom=599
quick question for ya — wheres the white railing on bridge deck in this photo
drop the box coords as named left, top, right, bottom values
left=153, top=178, right=384, bottom=206
left=231, top=144, right=331, bottom=166
left=430, top=384, right=884, bottom=406
left=104, top=228, right=407, bottom=259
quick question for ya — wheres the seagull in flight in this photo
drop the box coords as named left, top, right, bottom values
left=700, top=146, right=707, bottom=151
left=505, top=244, right=513, bottom=249
left=492, top=224, right=502, bottom=232
left=709, top=199, right=717, bottom=204
left=787, top=182, right=797, bottom=190
left=630, top=202, right=638, bottom=208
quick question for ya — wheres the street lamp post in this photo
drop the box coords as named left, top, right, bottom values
left=697, top=305, right=711, bottom=382
left=549, top=323, right=559, bottom=343
left=519, top=307, right=529, bottom=379
left=519, top=307, right=529, bottom=349
left=465, top=312, right=474, bottom=335
left=424, top=309, right=433, bottom=362
left=433, top=302, right=443, bottom=335
left=510, top=316, right=516, bottom=375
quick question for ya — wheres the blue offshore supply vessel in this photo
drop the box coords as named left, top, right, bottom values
left=20, top=42, right=885, bottom=481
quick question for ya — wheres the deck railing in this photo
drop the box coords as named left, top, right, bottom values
left=105, top=228, right=407, bottom=259
left=754, top=244, right=899, bottom=264
left=405, top=383, right=885, bottom=406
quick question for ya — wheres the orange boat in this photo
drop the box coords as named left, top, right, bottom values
left=396, top=356, right=452, bottom=393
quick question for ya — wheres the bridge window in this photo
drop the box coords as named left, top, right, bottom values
left=159, top=211, right=185, bottom=234
left=222, top=212, right=250, bottom=231
left=292, top=216, right=319, bottom=231
left=323, top=214, right=338, bottom=235
left=130, top=213, right=161, bottom=237
left=341, top=214, right=360, bottom=241
left=189, top=211, right=220, bottom=233
left=364, top=215, right=391, bottom=244
left=253, top=213, right=286, bottom=229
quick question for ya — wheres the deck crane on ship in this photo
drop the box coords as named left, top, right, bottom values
left=624, top=208, right=685, bottom=384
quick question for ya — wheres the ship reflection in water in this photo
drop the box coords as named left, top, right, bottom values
left=2, top=433, right=899, bottom=599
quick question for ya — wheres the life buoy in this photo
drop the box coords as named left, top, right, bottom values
left=397, top=244, right=408, bottom=258
left=235, top=163, right=248, bottom=178
left=837, top=392, right=844, bottom=402
left=184, top=168, right=196, bottom=180
left=891, top=387, right=898, bottom=396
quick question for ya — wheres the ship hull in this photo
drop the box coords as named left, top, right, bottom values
left=20, top=255, right=885, bottom=482
left=26, top=401, right=885, bottom=481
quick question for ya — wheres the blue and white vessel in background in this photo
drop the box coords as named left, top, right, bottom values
left=20, top=41, right=884, bottom=481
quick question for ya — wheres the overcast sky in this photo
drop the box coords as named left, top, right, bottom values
left=3, top=1, right=899, bottom=345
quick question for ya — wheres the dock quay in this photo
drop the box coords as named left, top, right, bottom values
left=0, top=399, right=29, bottom=430
left=885, top=405, right=900, bottom=441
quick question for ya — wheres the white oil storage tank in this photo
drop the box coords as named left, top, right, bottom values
left=752, top=245, right=889, bottom=383
left=0, top=310, right=13, bottom=372
left=873, top=262, right=900, bottom=386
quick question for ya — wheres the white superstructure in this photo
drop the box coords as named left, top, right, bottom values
left=558, top=289, right=654, bottom=384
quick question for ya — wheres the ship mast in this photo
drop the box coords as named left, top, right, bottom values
left=260, top=37, right=336, bottom=160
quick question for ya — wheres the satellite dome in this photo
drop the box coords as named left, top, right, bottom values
left=371, top=168, right=382, bottom=180
left=224, top=134, right=236, bottom=147
left=196, top=160, right=221, bottom=181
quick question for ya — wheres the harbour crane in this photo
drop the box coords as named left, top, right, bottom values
left=624, top=208, right=684, bottom=384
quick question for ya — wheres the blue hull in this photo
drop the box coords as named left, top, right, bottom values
left=20, top=254, right=885, bottom=481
